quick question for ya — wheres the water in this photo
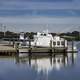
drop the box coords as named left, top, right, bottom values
left=0, top=42, right=80, bottom=80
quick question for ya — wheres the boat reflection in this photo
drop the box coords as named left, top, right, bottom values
left=15, top=52, right=77, bottom=73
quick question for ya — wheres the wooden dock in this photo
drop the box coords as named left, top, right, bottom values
left=19, top=47, right=77, bottom=53
left=0, top=45, right=16, bottom=56
left=18, top=40, right=77, bottom=53
left=0, top=42, right=77, bottom=56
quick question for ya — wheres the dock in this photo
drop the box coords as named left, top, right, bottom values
left=19, top=47, right=77, bottom=53
left=0, top=45, right=16, bottom=56
left=0, top=41, right=77, bottom=56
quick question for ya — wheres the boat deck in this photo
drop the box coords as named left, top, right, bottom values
left=19, top=47, right=77, bottom=53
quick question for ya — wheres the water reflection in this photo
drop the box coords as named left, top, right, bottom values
left=15, top=52, right=77, bottom=73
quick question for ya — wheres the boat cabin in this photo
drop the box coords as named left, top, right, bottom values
left=32, top=30, right=53, bottom=47
left=32, top=30, right=68, bottom=48
left=53, top=36, right=67, bottom=48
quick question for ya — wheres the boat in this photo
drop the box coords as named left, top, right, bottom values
left=31, top=30, right=53, bottom=47
left=19, top=32, right=28, bottom=48
left=31, top=30, right=68, bottom=48
left=18, top=30, right=77, bottom=53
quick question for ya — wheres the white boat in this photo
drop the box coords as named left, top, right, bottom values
left=19, top=32, right=28, bottom=48
left=31, top=30, right=53, bottom=47
left=18, top=30, right=77, bottom=52
left=31, top=30, right=68, bottom=48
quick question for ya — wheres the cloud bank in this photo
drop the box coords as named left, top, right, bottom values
left=0, top=0, right=80, bottom=32
left=0, top=17, right=80, bottom=32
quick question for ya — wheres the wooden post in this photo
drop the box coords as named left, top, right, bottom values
left=72, top=40, right=74, bottom=52
left=28, top=39, right=32, bottom=66
left=72, top=40, right=74, bottom=65
left=49, top=40, right=52, bottom=55
left=29, top=39, right=31, bottom=48
left=13, top=39, right=15, bottom=48
left=64, top=39, right=66, bottom=53
left=15, top=43, right=19, bottom=56
left=50, top=40, right=52, bottom=48
left=72, top=51, right=74, bottom=65
left=28, top=39, right=32, bottom=56
left=53, top=42, right=55, bottom=53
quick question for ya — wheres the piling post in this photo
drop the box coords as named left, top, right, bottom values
left=71, top=40, right=75, bottom=65
left=15, top=43, right=19, bottom=56
left=14, top=43, right=19, bottom=64
left=13, top=39, right=15, bottom=48
left=29, top=39, right=31, bottom=48
left=64, top=39, right=66, bottom=53
left=72, top=40, right=74, bottom=52
left=49, top=40, right=52, bottom=54
left=72, top=40, right=74, bottom=64
left=53, top=42, right=55, bottom=53
left=28, top=39, right=32, bottom=56
left=50, top=40, right=52, bottom=48
left=28, top=39, right=32, bottom=66
left=72, top=51, right=74, bottom=65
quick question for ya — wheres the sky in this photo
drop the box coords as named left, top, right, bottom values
left=0, top=0, right=80, bottom=32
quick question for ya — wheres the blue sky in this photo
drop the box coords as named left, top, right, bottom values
left=0, top=0, right=80, bottom=17
left=0, top=0, right=80, bottom=32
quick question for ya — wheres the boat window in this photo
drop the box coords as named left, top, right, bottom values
left=61, top=41, right=64, bottom=45
left=53, top=42, right=56, bottom=45
left=57, top=41, right=60, bottom=45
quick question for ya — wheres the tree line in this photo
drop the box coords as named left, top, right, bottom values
left=0, top=31, right=80, bottom=41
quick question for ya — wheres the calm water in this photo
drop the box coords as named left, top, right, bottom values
left=0, top=42, right=80, bottom=80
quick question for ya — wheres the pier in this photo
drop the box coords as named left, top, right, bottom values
left=18, top=39, right=77, bottom=54
left=19, top=47, right=77, bottom=54
left=0, top=40, right=77, bottom=56
left=0, top=45, right=16, bottom=56
left=0, top=30, right=78, bottom=56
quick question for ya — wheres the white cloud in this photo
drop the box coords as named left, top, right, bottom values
left=0, top=0, right=80, bottom=32
left=0, top=16, right=80, bottom=24
left=0, top=16, right=80, bottom=32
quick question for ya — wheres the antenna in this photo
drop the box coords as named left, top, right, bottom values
left=3, top=25, right=6, bottom=37
left=46, top=24, right=49, bottom=33
left=0, top=24, right=2, bottom=32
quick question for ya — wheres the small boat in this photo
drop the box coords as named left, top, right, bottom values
left=19, top=32, right=29, bottom=48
